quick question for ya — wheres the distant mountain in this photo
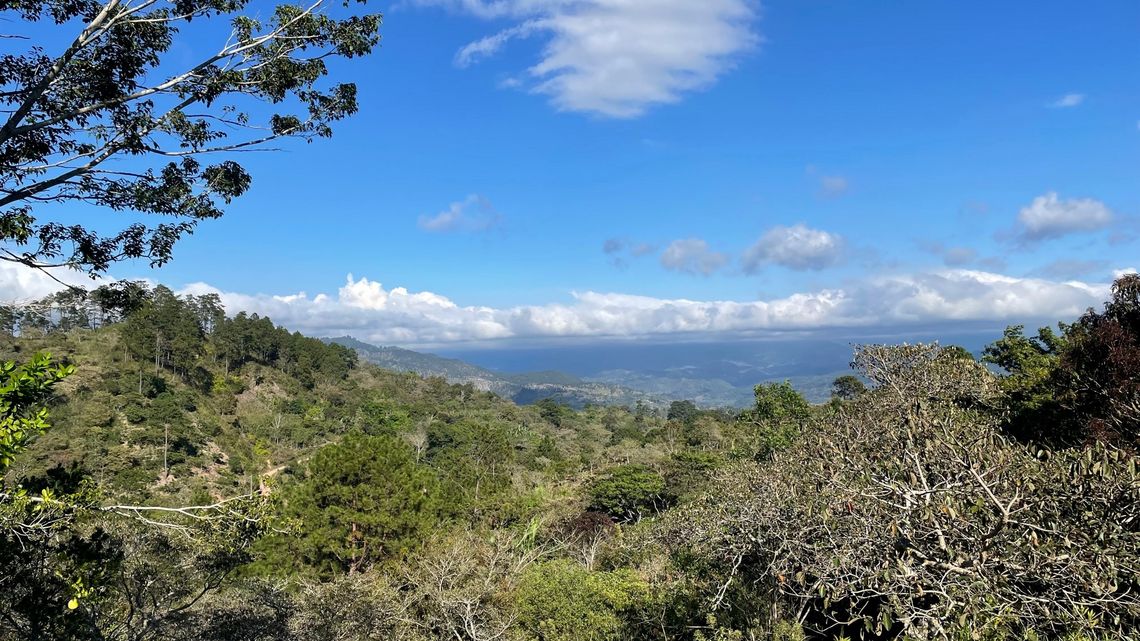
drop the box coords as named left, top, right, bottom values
left=330, top=330, right=1002, bottom=407
left=329, top=337, right=505, bottom=387
left=324, top=337, right=665, bottom=408
left=432, top=332, right=1001, bottom=405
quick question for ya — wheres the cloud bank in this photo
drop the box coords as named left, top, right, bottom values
left=4, top=261, right=1126, bottom=348
left=169, top=270, right=1111, bottom=346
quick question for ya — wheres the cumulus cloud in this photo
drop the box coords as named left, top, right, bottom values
left=660, top=238, right=728, bottom=276
left=182, top=270, right=1110, bottom=346
left=0, top=261, right=106, bottom=302
left=1011, top=192, right=1114, bottom=242
left=418, top=194, right=503, bottom=233
left=8, top=267, right=1116, bottom=346
left=429, top=0, right=759, bottom=117
left=742, top=224, right=845, bottom=272
left=1049, top=93, right=1085, bottom=108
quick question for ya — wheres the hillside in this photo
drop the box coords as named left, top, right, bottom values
left=325, top=336, right=670, bottom=408
left=3, top=278, right=1139, bottom=640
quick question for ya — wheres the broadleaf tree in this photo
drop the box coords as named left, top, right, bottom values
left=1, top=0, right=381, bottom=275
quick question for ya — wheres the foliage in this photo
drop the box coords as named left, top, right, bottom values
left=6, top=278, right=1140, bottom=639
left=514, top=559, right=648, bottom=641
left=984, top=273, right=1140, bottom=450
left=983, top=323, right=1070, bottom=444
left=588, top=464, right=666, bottom=522
left=830, top=374, right=866, bottom=401
left=1, top=352, right=74, bottom=472
left=736, top=380, right=811, bottom=459
left=257, top=431, right=444, bottom=576
left=1058, top=273, right=1140, bottom=449
left=670, top=343, right=1140, bottom=639
left=667, top=399, right=699, bottom=424
left=1, top=0, right=380, bottom=274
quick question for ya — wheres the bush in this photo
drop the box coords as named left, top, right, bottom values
left=515, top=560, right=648, bottom=641
left=588, top=464, right=666, bottom=522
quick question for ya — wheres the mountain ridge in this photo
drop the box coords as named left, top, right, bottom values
left=324, top=336, right=668, bottom=408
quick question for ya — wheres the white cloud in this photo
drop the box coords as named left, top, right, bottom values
left=742, top=224, right=845, bottom=272
left=455, top=21, right=542, bottom=67
left=660, top=238, right=728, bottom=276
left=418, top=194, right=503, bottom=233
left=0, top=261, right=105, bottom=303
left=1012, top=192, right=1113, bottom=242
left=431, top=0, right=759, bottom=117
left=7, top=267, right=1115, bottom=346
left=1049, top=93, right=1085, bottom=108
left=195, top=270, right=1109, bottom=345
left=1113, top=267, right=1138, bottom=279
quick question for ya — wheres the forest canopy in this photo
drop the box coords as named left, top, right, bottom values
left=0, top=274, right=1137, bottom=640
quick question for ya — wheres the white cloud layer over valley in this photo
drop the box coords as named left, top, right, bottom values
left=1, top=262, right=1121, bottom=347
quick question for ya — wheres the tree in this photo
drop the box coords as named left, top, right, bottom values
left=588, top=464, right=666, bottom=522
left=1, top=0, right=380, bottom=275
left=737, top=381, right=811, bottom=459
left=672, top=343, right=1140, bottom=639
left=667, top=399, right=699, bottom=424
left=982, top=323, right=1071, bottom=444
left=1059, top=272, right=1140, bottom=448
left=829, top=374, right=866, bottom=401
left=260, top=432, right=444, bottom=576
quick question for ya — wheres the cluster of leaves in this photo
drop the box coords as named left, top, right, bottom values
left=1, top=0, right=380, bottom=273
left=983, top=273, right=1140, bottom=450
left=1, top=352, right=74, bottom=472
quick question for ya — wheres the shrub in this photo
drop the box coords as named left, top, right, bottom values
left=589, top=464, right=666, bottom=522
left=515, top=560, right=648, bottom=641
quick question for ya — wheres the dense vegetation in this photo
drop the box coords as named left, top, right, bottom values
left=1, top=2, right=1136, bottom=637
left=1, top=276, right=1137, bottom=640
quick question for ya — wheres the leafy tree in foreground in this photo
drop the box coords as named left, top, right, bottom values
left=1060, top=272, right=1140, bottom=449
left=1, top=0, right=380, bottom=275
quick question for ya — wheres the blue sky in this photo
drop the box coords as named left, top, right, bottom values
left=6, top=0, right=1140, bottom=346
